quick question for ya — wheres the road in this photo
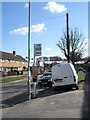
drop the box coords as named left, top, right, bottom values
left=2, top=79, right=27, bottom=101
left=1, top=76, right=42, bottom=101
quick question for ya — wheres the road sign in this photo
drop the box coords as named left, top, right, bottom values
left=34, top=44, right=42, bottom=56
left=32, top=66, right=37, bottom=82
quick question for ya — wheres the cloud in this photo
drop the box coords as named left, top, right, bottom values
left=24, top=3, right=29, bottom=8
left=46, top=48, right=52, bottom=51
left=43, top=1, right=67, bottom=14
left=9, top=27, right=28, bottom=36
left=31, top=23, right=47, bottom=33
left=9, top=23, right=47, bottom=36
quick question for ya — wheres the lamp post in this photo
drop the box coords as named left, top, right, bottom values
left=27, top=0, right=31, bottom=100
left=66, top=13, right=70, bottom=63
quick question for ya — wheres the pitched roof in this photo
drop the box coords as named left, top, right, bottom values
left=0, top=51, right=27, bottom=62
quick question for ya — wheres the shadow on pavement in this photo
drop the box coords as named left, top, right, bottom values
left=34, top=86, right=76, bottom=99
left=2, top=86, right=75, bottom=109
left=2, top=92, right=28, bottom=108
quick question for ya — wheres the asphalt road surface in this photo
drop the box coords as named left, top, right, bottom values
left=1, top=77, right=42, bottom=101
left=2, top=79, right=28, bottom=101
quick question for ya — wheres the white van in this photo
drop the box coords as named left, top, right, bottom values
left=52, top=62, right=79, bottom=90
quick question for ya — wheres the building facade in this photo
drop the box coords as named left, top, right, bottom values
left=0, top=51, right=28, bottom=72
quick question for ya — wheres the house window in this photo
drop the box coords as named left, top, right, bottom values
left=8, top=60, right=10, bottom=63
left=13, top=60, right=15, bottom=63
left=1, top=59, right=6, bottom=62
left=44, top=57, right=48, bottom=61
left=0, top=67, right=2, bottom=71
left=17, top=61, right=20, bottom=64
left=3, top=68, right=6, bottom=71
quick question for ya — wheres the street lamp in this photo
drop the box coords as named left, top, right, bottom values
left=27, top=0, right=31, bottom=100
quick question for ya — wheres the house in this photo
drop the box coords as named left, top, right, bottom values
left=38, top=56, right=63, bottom=72
left=0, top=51, right=28, bottom=72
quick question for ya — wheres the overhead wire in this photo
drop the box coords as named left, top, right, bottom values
left=31, top=4, right=87, bottom=23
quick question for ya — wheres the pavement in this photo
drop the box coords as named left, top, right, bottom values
left=2, top=90, right=88, bottom=118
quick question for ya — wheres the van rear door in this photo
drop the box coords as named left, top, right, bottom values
left=52, top=64, right=64, bottom=86
left=63, top=64, right=74, bottom=85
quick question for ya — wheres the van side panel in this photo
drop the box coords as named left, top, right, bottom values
left=70, top=63, right=78, bottom=84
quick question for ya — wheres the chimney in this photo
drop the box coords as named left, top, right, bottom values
left=13, top=51, right=16, bottom=56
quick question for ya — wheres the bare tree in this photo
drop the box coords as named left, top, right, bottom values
left=57, top=28, right=87, bottom=65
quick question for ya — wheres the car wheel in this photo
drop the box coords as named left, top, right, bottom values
left=38, top=83, right=42, bottom=88
left=50, top=83, right=52, bottom=87
left=76, top=84, right=79, bottom=90
left=3, top=74, right=5, bottom=77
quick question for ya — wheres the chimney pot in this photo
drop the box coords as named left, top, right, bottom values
left=13, top=51, right=16, bottom=56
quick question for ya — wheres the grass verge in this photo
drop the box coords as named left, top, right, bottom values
left=0, top=75, right=27, bottom=84
left=79, top=82, right=85, bottom=90
left=78, top=70, right=85, bottom=82
left=78, top=70, right=86, bottom=90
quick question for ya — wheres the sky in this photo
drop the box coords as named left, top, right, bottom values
left=2, top=1, right=88, bottom=59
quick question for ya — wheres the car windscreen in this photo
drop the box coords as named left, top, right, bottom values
left=40, top=76, right=51, bottom=80
left=43, top=72, right=52, bottom=76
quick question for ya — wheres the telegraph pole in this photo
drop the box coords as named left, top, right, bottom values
left=66, top=13, right=70, bottom=62
left=27, top=0, right=31, bottom=100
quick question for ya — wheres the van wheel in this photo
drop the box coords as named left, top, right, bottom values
left=76, top=85, right=79, bottom=90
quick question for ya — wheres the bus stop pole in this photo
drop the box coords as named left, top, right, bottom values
left=34, top=82, right=36, bottom=98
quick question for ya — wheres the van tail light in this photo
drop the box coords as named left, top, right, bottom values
left=74, top=76, right=76, bottom=82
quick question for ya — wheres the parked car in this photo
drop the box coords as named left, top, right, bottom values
left=41, top=72, right=52, bottom=78
left=8, top=70, right=23, bottom=76
left=77, top=67, right=83, bottom=72
left=52, top=62, right=79, bottom=91
left=38, top=76, right=52, bottom=87
left=0, top=71, right=8, bottom=77
left=13, top=70, right=23, bottom=75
